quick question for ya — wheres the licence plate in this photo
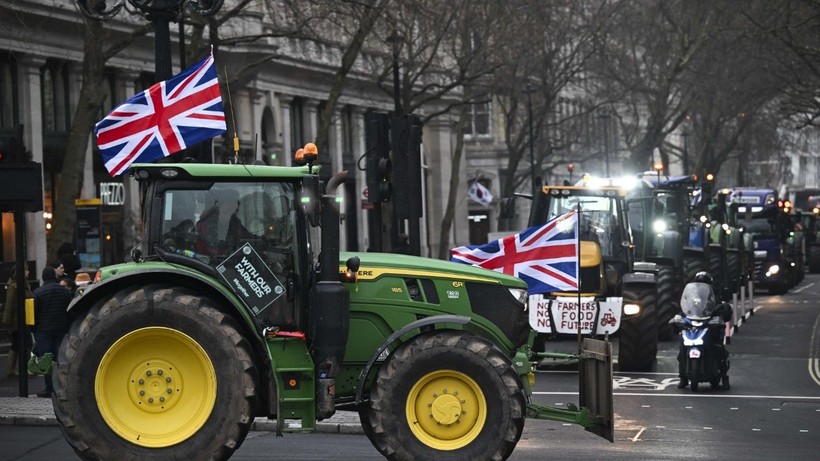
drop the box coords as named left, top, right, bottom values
left=689, top=349, right=701, bottom=359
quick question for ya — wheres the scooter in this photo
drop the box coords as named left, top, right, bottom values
left=671, top=282, right=731, bottom=392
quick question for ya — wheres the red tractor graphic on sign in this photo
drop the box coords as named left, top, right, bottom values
left=600, top=312, right=617, bottom=327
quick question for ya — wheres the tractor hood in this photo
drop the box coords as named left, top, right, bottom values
left=340, top=251, right=526, bottom=288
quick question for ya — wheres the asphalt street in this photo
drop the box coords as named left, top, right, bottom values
left=1, top=275, right=819, bottom=460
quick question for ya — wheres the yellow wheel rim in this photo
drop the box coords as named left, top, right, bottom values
left=406, top=369, right=487, bottom=451
left=95, top=327, right=217, bottom=447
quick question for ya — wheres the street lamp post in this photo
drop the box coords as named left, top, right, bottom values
left=525, top=83, right=536, bottom=195
left=682, top=129, right=689, bottom=176
left=77, top=0, right=225, bottom=81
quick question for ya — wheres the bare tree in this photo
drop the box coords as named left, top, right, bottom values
left=491, top=0, right=607, bottom=214
left=46, top=17, right=150, bottom=263
left=591, top=0, right=718, bottom=171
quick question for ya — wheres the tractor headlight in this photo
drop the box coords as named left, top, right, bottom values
left=623, top=303, right=641, bottom=316
left=652, top=219, right=667, bottom=233
left=765, top=264, right=780, bottom=276
left=508, top=288, right=529, bottom=310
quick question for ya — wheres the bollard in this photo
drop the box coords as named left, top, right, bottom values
left=748, top=280, right=755, bottom=316
left=732, top=291, right=740, bottom=331
left=738, top=287, right=745, bottom=330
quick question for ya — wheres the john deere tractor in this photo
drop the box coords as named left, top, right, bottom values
left=52, top=147, right=613, bottom=461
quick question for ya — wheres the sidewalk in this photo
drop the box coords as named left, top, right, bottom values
left=0, top=354, right=363, bottom=434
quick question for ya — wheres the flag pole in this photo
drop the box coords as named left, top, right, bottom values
left=576, top=203, right=582, bottom=355
left=223, top=65, right=240, bottom=163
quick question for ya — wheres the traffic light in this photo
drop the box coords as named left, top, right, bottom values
left=392, top=114, right=423, bottom=219
left=365, top=112, right=391, bottom=203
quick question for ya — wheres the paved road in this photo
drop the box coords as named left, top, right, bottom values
left=1, top=277, right=819, bottom=460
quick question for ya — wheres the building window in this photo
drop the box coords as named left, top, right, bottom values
left=0, top=52, right=17, bottom=129
left=465, top=99, right=490, bottom=137
left=40, top=59, right=70, bottom=133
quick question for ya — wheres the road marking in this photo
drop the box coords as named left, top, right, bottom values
left=792, top=282, right=815, bottom=293
left=800, top=430, right=809, bottom=433
left=631, top=427, right=645, bottom=442
left=703, top=427, right=712, bottom=430
left=534, top=391, right=820, bottom=400
left=810, top=311, right=820, bottom=386
left=752, top=428, right=762, bottom=432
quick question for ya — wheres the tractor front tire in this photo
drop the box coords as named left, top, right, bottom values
left=364, top=331, right=525, bottom=461
left=53, top=284, right=257, bottom=461
left=618, top=283, right=658, bottom=372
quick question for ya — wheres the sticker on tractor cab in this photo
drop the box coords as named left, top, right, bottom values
left=217, top=243, right=285, bottom=316
left=528, top=294, right=622, bottom=335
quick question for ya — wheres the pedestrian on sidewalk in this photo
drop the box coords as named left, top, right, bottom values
left=2, top=264, right=32, bottom=378
left=31, top=266, right=73, bottom=397
left=56, top=243, right=81, bottom=280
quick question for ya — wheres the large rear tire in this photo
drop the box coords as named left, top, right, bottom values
left=656, top=265, right=681, bottom=341
left=54, top=285, right=257, bottom=461
left=618, top=283, right=658, bottom=372
left=364, top=331, right=525, bottom=461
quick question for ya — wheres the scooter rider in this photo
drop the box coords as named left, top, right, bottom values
left=674, top=271, right=732, bottom=389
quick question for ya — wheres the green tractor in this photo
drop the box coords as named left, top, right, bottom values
left=624, top=173, right=695, bottom=341
left=53, top=151, right=613, bottom=461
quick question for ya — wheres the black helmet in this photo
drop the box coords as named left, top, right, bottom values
left=694, top=271, right=713, bottom=284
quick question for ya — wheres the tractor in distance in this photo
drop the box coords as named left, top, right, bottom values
left=52, top=145, right=614, bottom=461
left=625, top=170, right=697, bottom=341
left=795, top=205, right=820, bottom=273
left=727, top=188, right=800, bottom=294
left=502, top=177, right=659, bottom=372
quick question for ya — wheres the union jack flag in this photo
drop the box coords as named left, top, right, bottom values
left=451, top=210, right=579, bottom=294
left=95, top=53, right=226, bottom=176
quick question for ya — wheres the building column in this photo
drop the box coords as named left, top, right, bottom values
left=278, top=95, right=293, bottom=167
left=304, top=99, right=319, bottom=144
left=17, top=55, right=47, bottom=273
left=329, top=108, right=346, bottom=245
left=351, top=108, right=368, bottom=250
left=117, top=71, right=142, bottom=252
left=248, top=83, right=265, bottom=163
left=423, top=114, right=465, bottom=259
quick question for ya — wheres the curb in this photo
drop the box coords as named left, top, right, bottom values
left=0, top=413, right=364, bottom=434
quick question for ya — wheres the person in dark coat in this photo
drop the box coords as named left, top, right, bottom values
left=56, top=242, right=81, bottom=280
left=31, top=266, right=73, bottom=397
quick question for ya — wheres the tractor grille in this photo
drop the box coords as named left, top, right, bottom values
left=753, top=259, right=763, bottom=276
left=465, top=282, right=530, bottom=348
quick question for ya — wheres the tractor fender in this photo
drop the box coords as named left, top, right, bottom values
left=354, top=314, right=470, bottom=405
left=67, top=264, right=261, bottom=347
